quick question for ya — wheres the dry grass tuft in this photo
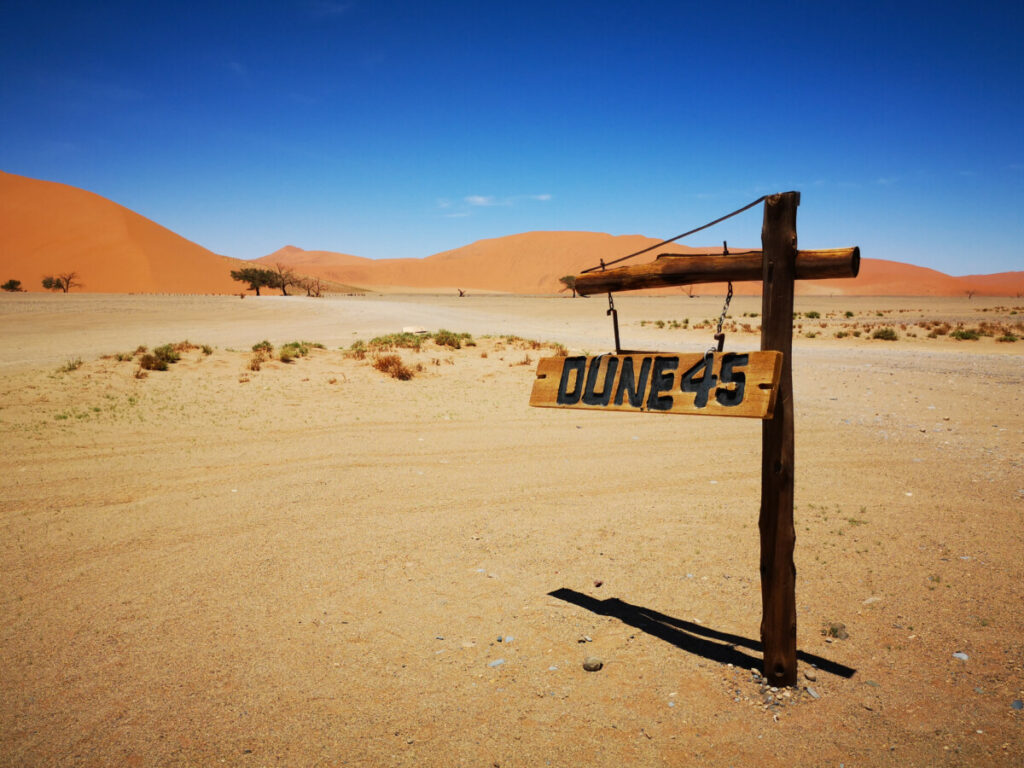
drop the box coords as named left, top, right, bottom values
left=373, top=353, right=414, bottom=380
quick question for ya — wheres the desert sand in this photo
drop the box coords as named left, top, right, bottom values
left=1, top=292, right=1022, bottom=767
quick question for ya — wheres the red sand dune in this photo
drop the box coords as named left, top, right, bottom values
left=0, top=171, right=246, bottom=294
left=3, top=170, right=1021, bottom=296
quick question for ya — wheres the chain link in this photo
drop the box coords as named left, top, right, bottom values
left=706, top=281, right=734, bottom=359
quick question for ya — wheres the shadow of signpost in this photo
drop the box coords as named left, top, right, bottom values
left=548, top=588, right=856, bottom=679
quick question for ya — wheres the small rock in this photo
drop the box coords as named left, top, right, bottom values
left=826, top=622, right=850, bottom=640
left=806, top=686, right=821, bottom=700
left=862, top=596, right=881, bottom=605
left=582, top=656, right=603, bottom=672
left=952, top=652, right=969, bottom=661
left=593, top=580, right=603, bottom=588
left=803, top=669, right=817, bottom=682
left=577, top=635, right=592, bottom=643
left=488, top=658, right=505, bottom=668
left=1011, top=699, right=1023, bottom=710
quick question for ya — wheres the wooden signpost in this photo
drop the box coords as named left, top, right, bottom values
left=530, top=192, right=859, bottom=686
left=531, top=351, right=783, bottom=419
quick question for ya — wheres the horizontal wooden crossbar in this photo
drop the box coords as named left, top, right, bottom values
left=574, top=247, right=859, bottom=296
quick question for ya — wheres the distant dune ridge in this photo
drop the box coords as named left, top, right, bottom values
left=2, top=170, right=1021, bottom=296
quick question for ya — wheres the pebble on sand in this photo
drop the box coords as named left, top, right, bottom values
left=583, top=656, right=604, bottom=672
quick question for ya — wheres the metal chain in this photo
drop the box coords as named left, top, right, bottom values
left=706, top=281, right=734, bottom=358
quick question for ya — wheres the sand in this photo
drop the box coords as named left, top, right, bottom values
left=1, top=293, right=1022, bottom=766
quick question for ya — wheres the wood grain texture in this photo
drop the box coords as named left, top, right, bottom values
left=575, top=247, right=859, bottom=296
left=530, top=351, right=782, bottom=419
left=758, top=192, right=799, bottom=687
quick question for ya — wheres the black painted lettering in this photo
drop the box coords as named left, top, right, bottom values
left=582, top=356, right=619, bottom=406
left=679, top=355, right=717, bottom=408
left=556, top=356, right=587, bottom=404
left=716, top=353, right=748, bottom=406
left=646, top=356, right=678, bottom=411
left=614, top=356, right=652, bottom=407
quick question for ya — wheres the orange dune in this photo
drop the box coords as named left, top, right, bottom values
left=0, top=171, right=246, bottom=294
left=258, top=233, right=718, bottom=294
left=3, top=171, right=1021, bottom=296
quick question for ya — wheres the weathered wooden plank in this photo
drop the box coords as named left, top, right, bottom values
left=759, top=192, right=799, bottom=687
left=574, top=247, right=859, bottom=296
left=530, top=351, right=782, bottom=419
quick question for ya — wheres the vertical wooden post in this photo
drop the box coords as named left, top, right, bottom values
left=759, top=191, right=799, bottom=686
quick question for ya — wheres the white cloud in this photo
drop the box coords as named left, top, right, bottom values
left=465, top=195, right=498, bottom=207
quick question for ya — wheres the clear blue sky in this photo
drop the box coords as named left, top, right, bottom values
left=2, top=0, right=1022, bottom=274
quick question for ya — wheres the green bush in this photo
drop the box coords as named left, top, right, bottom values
left=996, top=334, right=1018, bottom=343
left=951, top=328, right=980, bottom=341
left=805, top=311, right=821, bottom=319
left=871, top=327, right=898, bottom=341
left=252, top=340, right=274, bottom=353
left=152, top=344, right=181, bottom=364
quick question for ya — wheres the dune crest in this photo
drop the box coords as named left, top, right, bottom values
left=2, top=171, right=1021, bottom=296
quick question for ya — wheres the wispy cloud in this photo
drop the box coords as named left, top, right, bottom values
left=875, top=176, right=899, bottom=186
left=465, top=195, right=499, bottom=206
left=439, top=193, right=552, bottom=219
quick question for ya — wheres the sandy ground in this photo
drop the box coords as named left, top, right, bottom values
left=1, top=293, right=1022, bottom=767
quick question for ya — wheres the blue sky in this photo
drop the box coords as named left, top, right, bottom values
left=2, top=1, right=1022, bottom=274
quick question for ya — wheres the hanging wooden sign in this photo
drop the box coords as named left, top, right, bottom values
left=530, top=350, right=783, bottom=419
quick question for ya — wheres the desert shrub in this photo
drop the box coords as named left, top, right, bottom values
left=835, top=331, right=848, bottom=338
left=252, top=340, right=274, bottom=353
left=279, top=340, right=317, bottom=362
left=152, top=344, right=181, bottom=364
left=951, top=328, right=980, bottom=340
left=805, top=311, right=821, bottom=319
left=134, top=345, right=148, bottom=355
left=115, top=352, right=134, bottom=361
left=347, top=340, right=367, bottom=359
left=433, top=329, right=463, bottom=349
left=201, top=344, right=213, bottom=355
left=871, top=327, right=898, bottom=341
left=2, top=279, right=24, bottom=292
left=58, top=357, right=83, bottom=372
left=171, top=340, right=197, bottom=353
left=805, top=332, right=818, bottom=338
left=370, top=332, right=424, bottom=350
left=512, top=353, right=533, bottom=366
left=373, top=353, right=414, bottom=380
left=138, top=354, right=168, bottom=371
left=996, top=334, right=1018, bottom=342
left=844, top=311, right=854, bottom=318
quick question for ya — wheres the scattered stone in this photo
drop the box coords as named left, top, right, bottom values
left=805, top=686, right=821, bottom=700
left=952, top=652, right=969, bottom=661
left=862, top=596, right=881, bottom=605
left=435, top=635, right=444, bottom=640
left=582, top=656, right=603, bottom=672
left=577, top=635, right=592, bottom=643
left=593, top=580, right=603, bottom=588
left=488, top=658, right=505, bottom=668
left=1011, top=699, right=1023, bottom=710
left=803, top=669, right=817, bottom=682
